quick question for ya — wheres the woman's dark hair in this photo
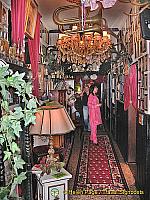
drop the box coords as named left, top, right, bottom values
left=89, top=84, right=98, bottom=95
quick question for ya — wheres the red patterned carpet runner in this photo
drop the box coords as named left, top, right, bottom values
left=75, top=135, right=127, bottom=191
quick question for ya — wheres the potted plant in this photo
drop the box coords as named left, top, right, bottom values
left=0, top=63, right=37, bottom=199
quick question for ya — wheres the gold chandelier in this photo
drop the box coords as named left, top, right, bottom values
left=57, top=31, right=111, bottom=65
left=53, top=3, right=115, bottom=65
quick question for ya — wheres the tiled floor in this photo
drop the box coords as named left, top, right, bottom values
left=67, top=129, right=141, bottom=200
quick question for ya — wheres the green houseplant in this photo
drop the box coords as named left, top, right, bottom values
left=0, top=63, right=37, bottom=199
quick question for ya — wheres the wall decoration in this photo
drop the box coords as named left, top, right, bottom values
left=25, top=0, right=38, bottom=39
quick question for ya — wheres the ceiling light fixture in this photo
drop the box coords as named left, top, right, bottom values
left=53, top=3, right=112, bottom=65
left=57, top=31, right=111, bottom=65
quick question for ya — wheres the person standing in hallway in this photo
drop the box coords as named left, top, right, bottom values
left=81, top=85, right=90, bottom=131
left=88, top=84, right=102, bottom=144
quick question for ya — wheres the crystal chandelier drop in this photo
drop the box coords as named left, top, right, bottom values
left=57, top=31, right=111, bottom=65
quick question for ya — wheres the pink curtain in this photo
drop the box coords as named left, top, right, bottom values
left=28, top=13, right=41, bottom=97
left=130, top=64, right=137, bottom=110
left=124, top=75, right=130, bottom=111
left=123, top=64, right=137, bottom=111
left=11, top=0, right=25, bottom=46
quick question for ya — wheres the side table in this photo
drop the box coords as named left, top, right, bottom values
left=32, top=167, right=72, bottom=200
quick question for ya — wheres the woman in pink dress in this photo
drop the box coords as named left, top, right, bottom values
left=88, top=84, right=102, bottom=144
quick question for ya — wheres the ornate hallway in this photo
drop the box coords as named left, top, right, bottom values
left=67, top=128, right=141, bottom=200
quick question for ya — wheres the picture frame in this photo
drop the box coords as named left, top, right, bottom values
left=25, top=0, right=38, bottom=39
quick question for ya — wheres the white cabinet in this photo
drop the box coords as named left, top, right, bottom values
left=33, top=168, right=72, bottom=200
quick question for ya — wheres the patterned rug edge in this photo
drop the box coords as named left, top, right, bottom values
left=107, top=134, right=129, bottom=190
left=73, top=131, right=85, bottom=190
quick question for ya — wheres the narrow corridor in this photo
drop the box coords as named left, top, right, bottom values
left=67, top=128, right=141, bottom=200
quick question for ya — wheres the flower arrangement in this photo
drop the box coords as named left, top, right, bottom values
left=39, top=156, right=54, bottom=175
left=39, top=156, right=65, bottom=175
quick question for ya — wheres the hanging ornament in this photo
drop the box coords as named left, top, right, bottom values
left=67, top=0, right=117, bottom=9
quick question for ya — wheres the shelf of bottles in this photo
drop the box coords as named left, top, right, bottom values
left=0, top=1, right=25, bottom=67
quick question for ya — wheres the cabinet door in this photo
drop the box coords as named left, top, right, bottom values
left=44, top=181, right=68, bottom=200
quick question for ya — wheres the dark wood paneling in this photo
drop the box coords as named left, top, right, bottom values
left=106, top=106, right=110, bottom=131
left=111, top=106, right=117, bottom=140
left=116, top=101, right=128, bottom=161
left=136, top=112, right=150, bottom=200
left=128, top=104, right=136, bottom=162
left=115, top=102, right=136, bottom=163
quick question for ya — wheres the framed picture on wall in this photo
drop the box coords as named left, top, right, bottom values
left=25, top=0, right=38, bottom=39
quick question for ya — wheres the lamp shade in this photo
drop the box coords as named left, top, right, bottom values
left=30, top=102, right=75, bottom=136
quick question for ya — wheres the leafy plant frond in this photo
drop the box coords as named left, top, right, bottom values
left=0, top=63, right=37, bottom=199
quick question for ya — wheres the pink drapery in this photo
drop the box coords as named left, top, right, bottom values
left=124, top=75, right=130, bottom=111
left=28, top=13, right=41, bottom=97
left=129, top=64, right=137, bottom=110
left=123, top=64, right=137, bottom=111
left=11, top=0, right=25, bottom=46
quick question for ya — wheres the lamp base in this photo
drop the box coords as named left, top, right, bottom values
left=47, top=135, right=57, bottom=164
left=53, top=135, right=64, bottom=149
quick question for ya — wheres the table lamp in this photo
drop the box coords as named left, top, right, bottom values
left=29, top=101, right=75, bottom=166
